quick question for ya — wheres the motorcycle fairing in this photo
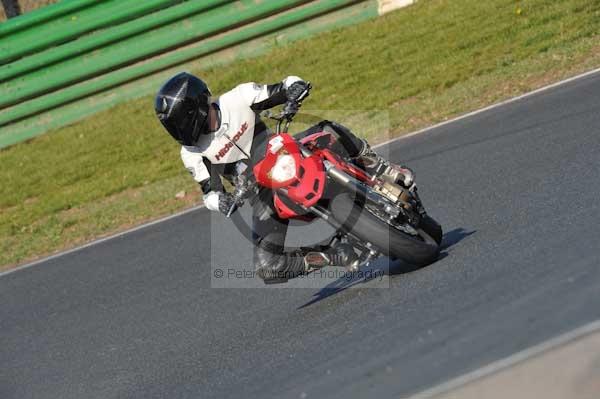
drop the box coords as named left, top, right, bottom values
left=254, top=132, right=326, bottom=219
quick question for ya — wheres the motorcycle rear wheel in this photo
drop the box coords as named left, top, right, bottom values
left=329, top=192, right=441, bottom=267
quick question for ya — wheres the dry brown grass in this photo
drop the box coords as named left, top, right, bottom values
left=19, top=0, right=57, bottom=13
left=0, top=0, right=58, bottom=22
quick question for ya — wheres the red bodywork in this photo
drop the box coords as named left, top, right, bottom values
left=253, top=131, right=373, bottom=220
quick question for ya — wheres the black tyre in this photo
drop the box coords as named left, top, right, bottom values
left=329, top=193, right=441, bottom=266
left=419, top=214, right=443, bottom=246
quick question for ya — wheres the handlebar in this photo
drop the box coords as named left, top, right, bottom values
left=260, top=81, right=311, bottom=134
left=260, top=109, right=293, bottom=133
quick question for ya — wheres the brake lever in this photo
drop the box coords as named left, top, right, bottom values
left=295, top=82, right=312, bottom=103
left=225, top=188, right=246, bottom=218
left=225, top=169, right=256, bottom=218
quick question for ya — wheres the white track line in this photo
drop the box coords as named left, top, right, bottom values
left=2, top=67, right=600, bottom=278
left=407, top=319, right=600, bottom=399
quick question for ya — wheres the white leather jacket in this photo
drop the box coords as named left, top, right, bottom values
left=180, top=76, right=303, bottom=211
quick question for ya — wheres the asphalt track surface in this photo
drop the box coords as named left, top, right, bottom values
left=2, top=71, right=600, bottom=399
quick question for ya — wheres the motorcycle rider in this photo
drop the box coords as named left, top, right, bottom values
left=155, top=72, right=414, bottom=284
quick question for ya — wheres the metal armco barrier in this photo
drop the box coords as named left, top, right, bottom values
left=0, top=0, right=414, bottom=149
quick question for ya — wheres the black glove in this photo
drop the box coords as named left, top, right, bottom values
left=282, top=101, right=300, bottom=118
left=218, top=192, right=238, bottom=216
left=286, top=81, right=311, bottom=103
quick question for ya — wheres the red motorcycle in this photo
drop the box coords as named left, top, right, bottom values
left=228, top=108, right=442, bottom=271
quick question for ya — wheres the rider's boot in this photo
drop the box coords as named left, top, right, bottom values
left=304, top=243, right=359, bottom=272
left=353, top=139, right=415, bottom=188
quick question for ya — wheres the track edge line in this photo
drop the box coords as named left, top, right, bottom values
left=405, top=319, right=600, bottom=399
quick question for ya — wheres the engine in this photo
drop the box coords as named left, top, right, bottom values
left=372, top=162, right=415, bottom=211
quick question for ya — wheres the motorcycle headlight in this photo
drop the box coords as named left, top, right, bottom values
left=271, top=154, right=297, bottom=182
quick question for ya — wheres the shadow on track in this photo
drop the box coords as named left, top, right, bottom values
left=298, top=227, right=476, bottom=309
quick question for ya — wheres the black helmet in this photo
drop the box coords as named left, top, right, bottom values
left=155, top=72, right=212, bottom=146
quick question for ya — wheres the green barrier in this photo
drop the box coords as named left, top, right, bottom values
left=0, top=1, right=379, bottom=149
left=0, top=0, right=101, bottom=39
left=0, top=0, right=410, bottom=148
left=0, top=0, right=234, bottom=81
left=0, top=0, right=311, bottom=108
left=0, top=0, right=358, bottom=127
left=0, top=0, right=185, bottom=64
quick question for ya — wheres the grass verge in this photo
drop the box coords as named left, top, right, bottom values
left=0, top=0, right=599, bottom=270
